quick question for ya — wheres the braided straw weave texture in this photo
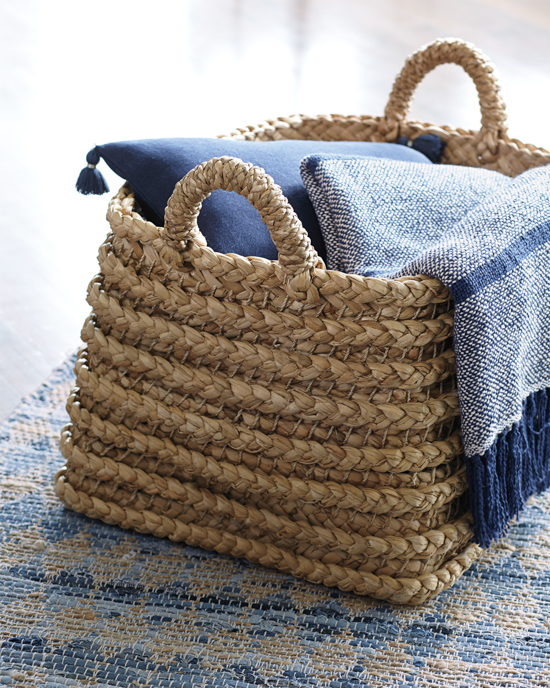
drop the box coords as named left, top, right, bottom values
left=56, top=38, right=550, bottom=605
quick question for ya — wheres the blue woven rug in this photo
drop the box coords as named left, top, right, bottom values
left=1, top=357, right=550, bottom=687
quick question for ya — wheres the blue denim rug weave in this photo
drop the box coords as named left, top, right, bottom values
left=1, top=357, right=550, bottom=687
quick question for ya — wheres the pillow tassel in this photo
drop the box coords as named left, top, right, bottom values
left=397, top=134, right=446, bottom=163
left=76, top=147, right=110, bottom=195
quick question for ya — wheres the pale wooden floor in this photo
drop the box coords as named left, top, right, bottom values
left=2, top=0, right=550, bottom=420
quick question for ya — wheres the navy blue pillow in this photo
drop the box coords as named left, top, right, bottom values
left=84, top=139, right=433, bottom=262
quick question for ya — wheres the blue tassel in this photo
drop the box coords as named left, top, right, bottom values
left=76, top=147, right=109, bottom=195
left=397, top=134, right=446, bottom=164
left=467, top=387, right=550, bottom=547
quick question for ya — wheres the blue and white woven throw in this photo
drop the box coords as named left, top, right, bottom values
left=301, top=155, right=550, bottom=547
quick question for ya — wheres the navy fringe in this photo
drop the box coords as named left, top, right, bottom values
left=467, top=387, right=550, bottom=547
left=397, top=134, right=446, bottom=164
left=76, top=147, right=109, bottom=196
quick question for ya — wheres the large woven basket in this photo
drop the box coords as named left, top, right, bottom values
left=56, top=38, right=550, bottom=605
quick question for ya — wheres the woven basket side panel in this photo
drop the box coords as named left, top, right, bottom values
left=56, top=183, right=480, bottom=605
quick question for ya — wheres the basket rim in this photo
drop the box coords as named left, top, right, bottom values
left=109, top=183, right=452, bottom=309
left=221, top=112, right=550, bottom=160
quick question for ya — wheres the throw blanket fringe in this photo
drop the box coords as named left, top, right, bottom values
left=468, top=387, right=550, bottom=547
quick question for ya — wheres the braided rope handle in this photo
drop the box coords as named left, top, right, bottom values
left=164, top=156, right=322, bottom=300
left=384, top=38, right=508, bottom=154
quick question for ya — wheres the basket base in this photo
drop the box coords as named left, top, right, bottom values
left=54, top=467, right=482, bottom=606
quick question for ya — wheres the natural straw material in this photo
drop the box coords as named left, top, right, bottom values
left=57, top=38, right=550, bottom=604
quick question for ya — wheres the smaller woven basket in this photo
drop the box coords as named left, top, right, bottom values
left=56, top=38, right=550, bottom=605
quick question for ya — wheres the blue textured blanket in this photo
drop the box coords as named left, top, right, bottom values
left=301, top=155, right=550, bottom=546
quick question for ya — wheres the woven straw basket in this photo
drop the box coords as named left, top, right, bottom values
left=56, top=38, right=550, bottom=605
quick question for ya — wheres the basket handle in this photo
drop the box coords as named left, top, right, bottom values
left=384, top=38, right=508, bottom=156
left=164, top=156, right=322, bottom=301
